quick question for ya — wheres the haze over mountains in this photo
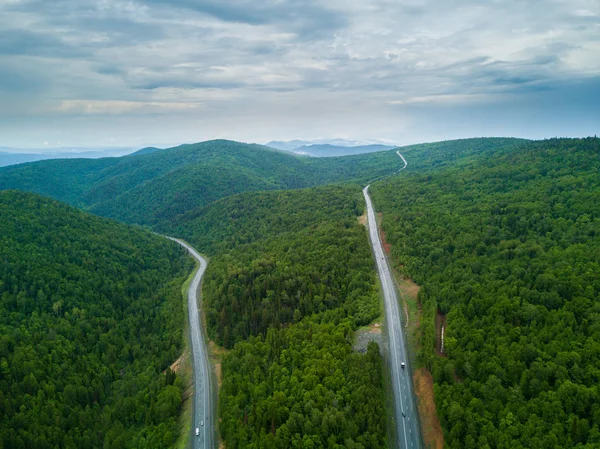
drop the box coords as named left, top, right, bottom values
left=266, top=139, right=397, bottom=157
left=0, top=138, right=399, bottom=168
left=284, top=144, right=396, bottom=157
left=0, top=147, right=138, bottom=167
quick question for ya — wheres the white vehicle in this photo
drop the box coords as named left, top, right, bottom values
left=401, top=362, right=406, bottom=369
left=201, top=421, right=204, bottom=426
left=195, top=428, right=200, bottom=436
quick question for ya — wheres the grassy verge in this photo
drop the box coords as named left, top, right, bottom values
left=207, top=340, right=228, bottom=449
left=173, top=257, right=197, bottom=449
left=394, top=275, right=421, bottom=353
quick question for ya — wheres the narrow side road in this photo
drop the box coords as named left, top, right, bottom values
left=167, top=237, right=214, bottom=449
left=396, top=151, right=408, bottom=170
left=363, top=152, right=420, bottom=449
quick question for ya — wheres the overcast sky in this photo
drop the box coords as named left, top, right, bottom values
left=1, top=0, right=599, bottom=149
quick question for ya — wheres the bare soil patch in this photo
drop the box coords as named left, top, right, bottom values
left=414, top=368, right=444, bottom=449
left=379, top=228, right=392, bottom=255
left=399, top=278, right=420, bottom=300
left=168, top=352, right=189, bottom=374
left=358, top=212, right=367, bottom=226
left=368, top=321, right=383, bottom=333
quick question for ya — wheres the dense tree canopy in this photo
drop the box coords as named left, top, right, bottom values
left=398, top=137, right=527, bottom=172
left=0, top=191, right=192, bottom=449
left=220, top=325, right=386, bottom=449
left=371, top=138, right=600, bottom=448
left=172, top=185, right=364, bottom=254
left=0, top=136, right=550, bottom=448
left=177, top=185, right=389, bottom=448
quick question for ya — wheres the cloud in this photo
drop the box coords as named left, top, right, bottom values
left=0, top=63, right=45, bottom=92
left=0, top=0, right=598, bottom=146
left=0, top=29, right=87, bottom=57
left=56, top=99, right=203, bottom=115
left=143, top=0, right=347, bottom=38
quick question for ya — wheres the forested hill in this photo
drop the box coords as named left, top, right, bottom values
left=0, top=190, right=192, bottom=448
left=168, top=184, right=364, bottom=252
left=397, top=137, right=528, bottom=172
left=0, top=138, right=525, bottom=227
left=370, top=137, right=600, bottom=448
left=0, top=139, right=396, bottom=226
left=173, top=185, right=389, bottom=447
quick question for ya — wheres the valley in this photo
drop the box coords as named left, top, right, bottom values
left=166, top=238, right=214, bottom=449
left=2, top=1, right=597, bottom=447
left=1, top=136, right=599, bottom=449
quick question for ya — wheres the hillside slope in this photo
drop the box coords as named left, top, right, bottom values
left=0, top=190, right=192, bottom=448
left=371, top=137, right=600, bottom=448
left=0, top=138, right=525, bottom=227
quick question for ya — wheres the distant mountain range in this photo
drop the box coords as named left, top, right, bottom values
left=265, top=139, right=397, bottom=156
left=291, top=144, right=396, bottom=157
left=0, top=147, right=137, bottom=167
left=0, top=139, right=398, bottom=167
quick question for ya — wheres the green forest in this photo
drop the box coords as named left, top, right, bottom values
left=178, top=185, right=389, bottom=448
left=0, top=140, right=403, bottom=227
left=0, top=138, right=524, bottom=229
left=0, top=191, right=192, bottom=449
left=371, top=137, right=600, bottom=448
left=3, top=136, right=597, bottom=449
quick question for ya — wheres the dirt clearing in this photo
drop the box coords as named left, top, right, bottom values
left=358, top=212, right=367, bottom=226
left=354, top=321, right=384, bottom=354
left=168, top=352, right=189, bottom=374
left=414, top=368, right=444, bottom=449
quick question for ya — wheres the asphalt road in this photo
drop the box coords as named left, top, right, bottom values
left=167, top=237, right=214, bottom=449
left=363, top=153, right=421, bottom=449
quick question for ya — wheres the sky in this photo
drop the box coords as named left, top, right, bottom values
left=1, top=0, right=599, bottom=149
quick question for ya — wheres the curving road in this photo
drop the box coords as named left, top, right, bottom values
left=363, top=152, right=421, bottom=449
left=396, top=151, right=408, bottom=170
left=167, top=237, right=214, bottom=449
